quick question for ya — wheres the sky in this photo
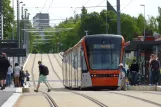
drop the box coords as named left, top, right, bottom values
left=11, top=0, right=161, bottom=26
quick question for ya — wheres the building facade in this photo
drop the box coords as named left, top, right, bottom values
left=33, top=13, right=50, bottom=30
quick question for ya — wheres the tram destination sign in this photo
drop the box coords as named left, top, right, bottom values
left=93, top=44, right=114, bottom=49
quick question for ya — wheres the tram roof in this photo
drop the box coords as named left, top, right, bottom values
left=84, top=34, right=123, bottom=39
left=63, top=34, right=124, bottom=55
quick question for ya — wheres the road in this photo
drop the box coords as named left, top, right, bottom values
left=14, top=54, right=161, bottom=107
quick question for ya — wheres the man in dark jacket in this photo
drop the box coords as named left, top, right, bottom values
left=130, top=59, right=139, bottom=85
left=0, top=53, right=10, bottom=90
left=150, top=55, right=160, bottom=85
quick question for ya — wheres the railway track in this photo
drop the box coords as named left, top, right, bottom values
left=54, top=53, right=161, bottom=107
left=48, top=54, right=108, bottom=107
left=31, top=54, right=58, bottom=107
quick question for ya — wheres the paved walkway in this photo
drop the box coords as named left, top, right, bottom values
left=0, top=91, right=13, bottom=107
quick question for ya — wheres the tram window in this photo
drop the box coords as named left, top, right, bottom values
left=78, top=47, right=81, bottom=67
left=88, top=50, right=120, bottom=70
left=81, top=50, right=87, bottom=71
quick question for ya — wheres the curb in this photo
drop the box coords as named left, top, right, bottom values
left=1, top=93, right=22, bottom=107
left=23, top=54, right=31, bottom=71
left=127, top=85, right=161, bottom=91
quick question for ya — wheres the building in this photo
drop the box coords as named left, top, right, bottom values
left=33, top=13, right=50, bottom=30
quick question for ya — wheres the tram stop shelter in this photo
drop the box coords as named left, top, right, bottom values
left=125, top=37, right=161, bottom=84
left=0, top=40, right=26, bottom=66
left=0, top=40, right=26, bottom=57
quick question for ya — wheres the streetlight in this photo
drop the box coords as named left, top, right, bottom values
left=17, top=0, right=23, bottom=49
left=140, top=4, right=145, bottom=40
left=21, top=4, right=25, bottom=19
left=106, top=0, right=108, bottom=34
left=17, top=0, right=23, bottom=63
left=21, top=4, right=25, bottom=48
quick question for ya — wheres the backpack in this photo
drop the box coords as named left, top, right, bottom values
left=42, top=65, right=49, bottom=76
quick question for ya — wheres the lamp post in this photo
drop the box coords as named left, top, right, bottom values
left=27, top=13, right=30, bottom=55
left=21, top=4, right=25, bottom=48
left=17, top=0, right=23, bottom=49
left=17, top=0, right=23, bottom=63
left=140, top=4, right=145, bottom=40
left=24, top=9, right=28, bottom=46
left=117, top=0, right=121, bottom=35
left=21, top=4, right=25, bottom=19
left=106, top=0, right=108, bottom=34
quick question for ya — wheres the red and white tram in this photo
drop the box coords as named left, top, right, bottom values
left=62, top=34, right=127, bottom=89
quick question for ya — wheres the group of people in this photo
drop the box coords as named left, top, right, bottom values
left=125, top=54, right=161, bottom=86
left=0, top=52, right=30, bottom=90
left=0, top=52, right=50, bottom=92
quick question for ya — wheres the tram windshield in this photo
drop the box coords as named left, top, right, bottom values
left=86, top=37, right=122, bottom=70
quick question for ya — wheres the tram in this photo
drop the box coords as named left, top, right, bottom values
left=62, top=34, right=128, bottom=89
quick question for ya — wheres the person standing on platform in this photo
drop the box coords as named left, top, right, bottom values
left=150, top=55, right=160, bottom=85
left=34, top=61, right=51, bottom=92
left=149, top=54, right=153, bottom=85
left=0, top=53, right=10, bottom=90
left=14, top=63, right=21, bottom=87
left=6, top=65, right=13, bottom=87
left=130, top=59, right=139, bottom=85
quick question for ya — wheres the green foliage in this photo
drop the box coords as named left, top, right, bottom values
left=32, top=7, right=161, bottom=53
left=157, top=7, right=161, bottom=34
left=2, top=0, right=14, bottom=39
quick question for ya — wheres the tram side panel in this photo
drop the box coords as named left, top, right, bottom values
left=63, top=45, right=93, bottom=88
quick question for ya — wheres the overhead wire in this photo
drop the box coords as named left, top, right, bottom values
left=47, top=0, right=54, bottom=12
left=40, top=0, right=48, bottom=13
left=73, top=0, right=91, bottom=13
left=91, top=0, right=105, bottom=12
left=121, top=0, right=133, bottom=11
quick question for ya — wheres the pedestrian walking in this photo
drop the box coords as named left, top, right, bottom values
left=34, top=61, right=51, bottom=92
left=150, top=55, right=160, bottom=85
left=0, top=53, right=10, bottom=90
left=6, top=65, right=13, bottom=87
left=14, top=63, right=21, bottom=87
left=130, top=59, right=139, bottom=85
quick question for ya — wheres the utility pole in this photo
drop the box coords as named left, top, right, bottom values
left=21, top=4, right=25, bottom=48
left=26, top=13, right=30, bottom=55
left=24, top=9, right=27, bottom=47
left=106, top=0, right=108, bottom=34
left=140, top=4, right=145, bottom=40
left=0, top=0, right=3, bottom=40
left=12, top=0, right=14, bottom=40
left=117, top=0, right=121, bottom=35
left=17, top=0, right=22, bottom=63
left=17, top=0, right=20, bottom=49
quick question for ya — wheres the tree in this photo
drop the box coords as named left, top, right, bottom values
left=148, top=16, right=158, bottom=31
left=157, top=7, right=161, bottom=34
left=2, top=0, right=14, bottom=39
left=121, top=13, right=140, bottom=40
